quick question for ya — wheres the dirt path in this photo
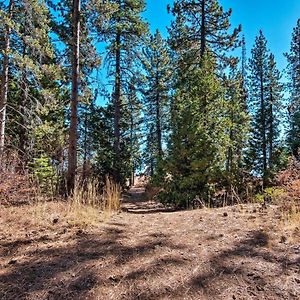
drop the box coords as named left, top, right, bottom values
left=0, top=186, right=299, bottom=300
left=122, top=186, right=173, bottom=214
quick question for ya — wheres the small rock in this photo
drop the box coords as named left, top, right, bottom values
left=280, top=235, right=287, bottom=243
left=60, top=228, right=67, bottom=234
left=109, top=275, right=119, bottom=282
left=223, top=212, right=228, bottom=217
left=252, top=209, right=257, bottom=213
left=52, top=218, right=59, bottom=224
left=8, top=259, right=17, bottom=265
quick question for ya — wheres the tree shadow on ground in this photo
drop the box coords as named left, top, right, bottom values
left=1, top=222, right=299, bottom=300
left=0, top=223, right=186, bottom=300
left=125, top=230, right=299, bottom=300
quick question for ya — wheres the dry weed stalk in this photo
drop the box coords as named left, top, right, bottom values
left=72, top=177, right=102, bottom=207
left=30, top=176, right=122, bottom=228
left=102, top=176, right=121, bottom=213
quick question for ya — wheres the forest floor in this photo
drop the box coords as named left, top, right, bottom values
left=0, top=176, right=300, bottom=300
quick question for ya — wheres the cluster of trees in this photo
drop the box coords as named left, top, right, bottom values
left=0, top=0, right=299, bottom=205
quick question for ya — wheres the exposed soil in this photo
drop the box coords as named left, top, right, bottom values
left=0, top=185, right=299, bottom=300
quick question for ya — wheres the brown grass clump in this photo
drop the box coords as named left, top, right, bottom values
left=102, top=176, right=122, bottom=212
left=30, top=177, right=122, bottom=228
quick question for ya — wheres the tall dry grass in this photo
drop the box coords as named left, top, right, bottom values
left=30, top=176, right=122, bottom=228
left=102, top=176, right=122, bottom=212
left=67, top=176, right=122, bottom=225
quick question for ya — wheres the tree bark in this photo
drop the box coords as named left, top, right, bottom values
left=155, top=73, right=162, bottom=161
left=67, top=0, right=81, bottom=193
left=19, top=58, right=28, bottom=170
left=269, top=87, right=274, bottom=170
left=113, top=28, right=121, bottom=183
left=260, top=71, right=267, bottom=187
left=0, top=0, right=14, bottom=155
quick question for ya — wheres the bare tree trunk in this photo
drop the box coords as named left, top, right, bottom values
left=0, top=0, right=14, bottom=155
left=67, top=0, right=81, bottom=194
left=260, top=73, right=267, bottom=187
left=82, top=108, right=89, bottom=182
left=155, top=74, right=162, bottom=161
left=19, top=63, right=28, bottom=170
left=269, top=88, right=274, bottom=170
left=113, top=29, right=121, bottom=183
left=129, top=84, right=134, bottom=187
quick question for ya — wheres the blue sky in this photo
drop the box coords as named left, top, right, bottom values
left=144, top=0, right=300, bottom=73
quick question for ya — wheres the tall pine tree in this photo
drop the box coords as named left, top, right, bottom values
left=98, top=0, right=147, bottom=184
left=286, top=19, right=300, bottom=158
left=247, top=31, right=283, bottom=185
left=168, top=0, right=241, bottom=70
left=142, top=30, right=171, bottom=177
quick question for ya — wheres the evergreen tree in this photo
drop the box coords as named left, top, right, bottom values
left=241, top=35, right=248, bottom=110
left=267, top=54, right=285, bottom=172
left=163, top=53, right=228, bottom=207
left=48, top=0, right=101, bottom=191
left=98, top=0, right=148, bottom=184
left=142, top=30, right=171, bottom=177
left=162, top=0, right=243, bottom=207
left=247, top=31, right=283, bottom=185
left=0, top=0, right=13, bottom=155
left=168, top=0, right=241, bottom=70
left=1, top=0, right=60, bottom=169
left=127, top=78, right=143, bottom=185
left=224, top=64, right=249, bottom=188
left=286, top=19, right=300, bottom=158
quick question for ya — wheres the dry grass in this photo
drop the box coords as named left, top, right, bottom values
left=1, top=178, right=300, bottom=300
left=29, top=176, right=122, bottom=228
left=102, top=176, right=122, bottom=212
left=279, top=200, right=300, bottom=244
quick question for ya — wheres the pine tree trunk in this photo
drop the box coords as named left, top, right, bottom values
left=155, top=74, right=162, bottom=160
left=129, top=89, right=134, bottom=187
left=113, top=29, right=121, bottom=183
left=82, top=108, right=88, bottom=181
left=67, top=0, right=80, bottom=193
left=269, top=88, right=274, bottom=170
left=0, top=0, right=14, bottom=155
left=200, top=0, right=206, bottom=57
left=260, top=73, right=267, bottom=187
left=19, top=44, right=28, bottom=171
left=226, top=128, right=234, bottom=173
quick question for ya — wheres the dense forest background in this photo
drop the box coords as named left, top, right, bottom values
left=1, top=0, right=300, bottom=208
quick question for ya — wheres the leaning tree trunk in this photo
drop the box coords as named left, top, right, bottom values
left=0, top=0, right=14, bottom=156
left=67, top=0, right=81, bottom=194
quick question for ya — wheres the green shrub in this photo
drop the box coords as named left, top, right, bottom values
left=29, top=155, right=58, bottom=196
left=255, top=187, right=285, bottom=204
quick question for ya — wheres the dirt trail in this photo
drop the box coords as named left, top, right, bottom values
left=0, top=184, right=299, bottom=300
left=122, top=186, right=173, bottom=214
